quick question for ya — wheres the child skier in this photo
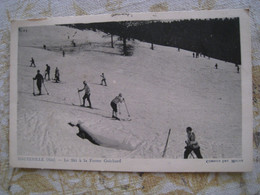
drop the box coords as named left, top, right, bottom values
left=100, top=73, right=107, bottom=86
left=110, top=93, right=124, bottom=119
left=184, top=127, right=203, bottom=159
left=78, top=81, right=92, bottom=108
left=33, top=70, right=44, bottom=95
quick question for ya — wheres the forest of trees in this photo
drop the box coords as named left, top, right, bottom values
left=63, top=18, right=241, bottom=64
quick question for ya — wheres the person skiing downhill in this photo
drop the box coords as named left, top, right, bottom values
left=78, top=81, right=92, bottom=108
left=184, top=127, right=203, bottom=159
left=45, top=64, right=50, bottom=81
left=33, top=70, right=44, bottom=95
left=110, top=93, right=124, bottom=119
left=100, top=73, right=107, bottom=86
left=30, top=57, right=36, bottom=67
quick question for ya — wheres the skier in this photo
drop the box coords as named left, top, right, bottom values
left=237, top=65, right=240, bottom=73
left=72, top=40, right=76, bottom=47
left=43, top=45, right=46, bottom=50
left=44, top=64, right=50, bottom=81
left=110, top=93, right=125, bottom=119
left=100, top=73, right=107, bottom=86
left=184, top=127, right=203, bottom=159
left=215, top=63, right=218, bottom=69
left=30, top=57, right=36, bottom=67
left=62, top=50, right=65, bottom=57
left=33, top=70, right=44, bottom=95
left=78, top=81, right=92, bottom=108
left=54, top=67, right=60, bottom=82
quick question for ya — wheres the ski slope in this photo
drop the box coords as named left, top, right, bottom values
left=17, top=25, right=242, bottom=159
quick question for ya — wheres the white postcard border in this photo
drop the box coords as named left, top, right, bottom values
left=9, top=9, right=252, bottom=172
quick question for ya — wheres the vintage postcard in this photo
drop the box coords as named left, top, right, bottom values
left=10, top=9, right=252, bottom=172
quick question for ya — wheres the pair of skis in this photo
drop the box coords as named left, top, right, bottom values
left=33, top=80, right=49, bottom=96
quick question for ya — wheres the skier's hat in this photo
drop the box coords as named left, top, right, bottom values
left=83, top=80, right=87, bottom=84
left=186, top=127, right=192, bottom=132
left=119, top=93, right=122, bottom=97
left=37, top=69, right=40, bottom=73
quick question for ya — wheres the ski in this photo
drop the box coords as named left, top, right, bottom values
left=72, top=103, right=97, bottom=109
left=112, top=116, right=131, bottom=121
left=112, top=116, right=120, bottom=120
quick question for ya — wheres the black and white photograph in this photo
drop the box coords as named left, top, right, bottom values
left=10, top=10, right=252, bottom=172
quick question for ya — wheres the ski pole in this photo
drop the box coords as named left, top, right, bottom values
left=124, top=99, right=130, bottom=117
left=162, top=129, right=171, bottom=157
left=42, top=82, right=49, bottom=95
left=77, top=89, right=82, bottom=105
left=33, top=79, right=35, bottom=96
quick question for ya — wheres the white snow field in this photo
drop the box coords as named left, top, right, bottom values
left=17, top=25, right=241, bottom=159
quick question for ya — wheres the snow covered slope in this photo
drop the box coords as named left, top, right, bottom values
left=17, top=25, right=242, bottom=159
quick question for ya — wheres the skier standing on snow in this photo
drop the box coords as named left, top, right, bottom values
left=215, top=63, right=218, bottom=69
left=54, top=67, right=60, bottom=82
left=78, top=81, right=92, bottom=108
left=184, top=127, right=203, bottom=159
left=44, top=64, right=50, bottom=81
left=100, top=73, right=107, bottom=86
left=33, top=70, right=44, bottom=95
left=30, top=57, right=36, bottom=67
left=237, top=65, right=240, bottom=73
left=110, top=93, right=124, bottom=119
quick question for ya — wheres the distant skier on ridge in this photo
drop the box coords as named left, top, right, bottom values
left=78, top=81, right=92, bottom=108
left=110, top=93, right=125, bottom=120
left=33, top=70, right=44, bottom=95
left=100, top=73, right=107, bottom=86
left=184, top=127, right=203, bottom=159
left=237, top=65, right=240, bottom=73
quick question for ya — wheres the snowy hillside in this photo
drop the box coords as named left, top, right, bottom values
left=17, top=25, right=242, bottom=159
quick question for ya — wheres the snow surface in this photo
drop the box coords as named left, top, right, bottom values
left=17, top=25, right=242, bottom=159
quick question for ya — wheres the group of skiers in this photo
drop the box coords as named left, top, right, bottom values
left=76, top=74, right=124, bottom=120
left=31, top=58, right=124, bottom=121
left=30, top=46, right=204, bottom=159
left=32, top=59, right=61, bottom=95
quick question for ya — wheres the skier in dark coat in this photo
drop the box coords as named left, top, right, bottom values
left=44, top=64, right=50, bottom=80
left=78, top=81, right=92, bottom=108
left=215, top=63, right=218, bottom=69
left=33, top=70, right=44, bottom=95
left=184, top=127, right=203, bottom=159
left=54, top=67, right=60, bottom=82
left=100, top=73, right=107, bottom=86
left=110, top=93, right=124, bottom=119
left=30, top=57, right=36, bottom=67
